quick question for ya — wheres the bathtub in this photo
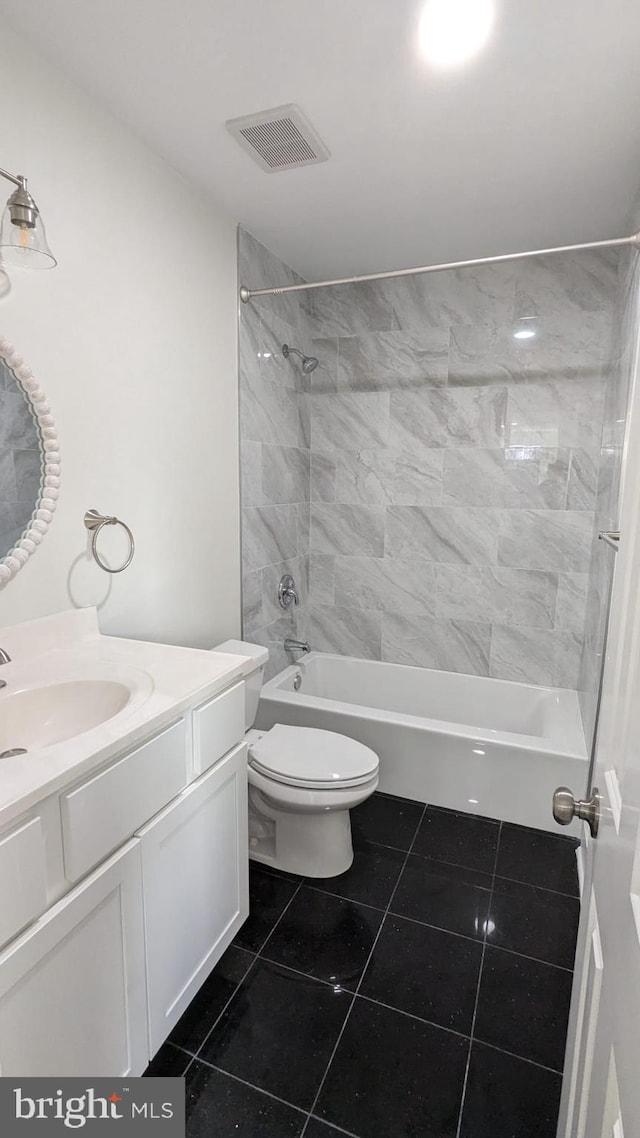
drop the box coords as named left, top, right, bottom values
left=255, top=653, right=587, bottom=834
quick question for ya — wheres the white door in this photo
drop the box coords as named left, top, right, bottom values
left=0, top=839, right=147, bottom=1077
left=558, top=344, right=640, bottom=1136
left=138, top=742, right=249, bottom=1056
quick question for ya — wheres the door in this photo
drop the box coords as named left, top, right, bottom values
left=0, top=839, right=147, bottom=1077
left=138, top=742, right=249, bottom=1056
left=558, top=329, right=640, bottom=1136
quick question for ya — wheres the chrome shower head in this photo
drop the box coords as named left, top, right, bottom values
left=282, top=343, right=319, bottom=374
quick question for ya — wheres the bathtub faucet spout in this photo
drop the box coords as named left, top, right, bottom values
left=284, top=638, right=310, bottom=657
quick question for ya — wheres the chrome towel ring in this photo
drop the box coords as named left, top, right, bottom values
left=84, top=509, right=135, bottom=573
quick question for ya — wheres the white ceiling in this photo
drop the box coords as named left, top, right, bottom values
left=1, top=0, right=640, bottom=281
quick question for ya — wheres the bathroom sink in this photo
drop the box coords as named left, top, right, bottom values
left=0, top=680, right=132, bottom=755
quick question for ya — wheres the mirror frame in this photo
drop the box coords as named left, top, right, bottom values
left=0, top=336, right=60, bottom=588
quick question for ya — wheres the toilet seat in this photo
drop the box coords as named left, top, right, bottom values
left=248, top=724, right=379, bottom=790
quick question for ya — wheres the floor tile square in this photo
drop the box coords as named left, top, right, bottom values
left=185, top=1061, right=306, bottom=1137
left=412, top=808, right=499, bottom=873
left=459, top=1043, right=563, bottom=1138
left=316, top=997, right=468, bottom=1138
left=233, top=867, right=299, bottom=952
left=488, top=877, right=580, bottom=969
left=474, top=947, right=573, bottom=1070
left=263, top=887, right=383, bottom=987
left=351, top=792, right=424, bottom=851
left=308, top=841, right=405, bottom=910
left=390, top=854, right=492, bottom=939
left=144, top=1042, right=191, bottom=1077
left=496, top=825, right=579, bottom=895
left=169, top=945, right=254, bottom=1052
left=199, top=959, right=352, bottom=1110
left=359, top=915, right=482, bottom=1033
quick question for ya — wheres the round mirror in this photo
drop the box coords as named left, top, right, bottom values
left=0, top=337, right=60, bottom=588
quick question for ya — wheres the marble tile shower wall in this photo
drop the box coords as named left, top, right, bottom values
left=301, top=251, right=618, bottom=686
left=239, top=229, right=314, bottom=678
left=579, top=250, right=640, bottom=747
left=0, top=358, right=41, bottom=554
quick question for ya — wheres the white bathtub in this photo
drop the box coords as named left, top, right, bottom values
left=255, top=653, right=587, bottom=834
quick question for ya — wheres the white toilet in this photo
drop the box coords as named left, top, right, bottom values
left=213, top=640, right=379, bottom=878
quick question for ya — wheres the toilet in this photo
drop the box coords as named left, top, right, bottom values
left=213, top=640, right=379, bottom=877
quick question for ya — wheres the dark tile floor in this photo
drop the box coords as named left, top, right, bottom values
left=145, top=793, right=580, bottom=1138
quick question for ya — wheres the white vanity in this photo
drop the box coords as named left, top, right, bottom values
left=0, top=609, right=252, bottom=1077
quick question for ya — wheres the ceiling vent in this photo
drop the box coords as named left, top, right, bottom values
left=225, top=104, right=329, bottom=173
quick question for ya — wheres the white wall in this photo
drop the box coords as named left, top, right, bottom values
left=0, top=22, right=240, bottom=648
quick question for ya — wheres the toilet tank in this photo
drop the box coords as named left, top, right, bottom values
left=211, top=639, right=269, bottom=730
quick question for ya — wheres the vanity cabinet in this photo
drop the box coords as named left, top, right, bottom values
left=0, top=840, right=147, bottom=1076
left=0, top=675, right=250, bottom=1076
left=138, top=741, right=249, bottom=1054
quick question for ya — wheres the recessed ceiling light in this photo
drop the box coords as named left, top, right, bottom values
left=513, top=327, right=536, bottom=340
left=418, top=0, right=495, bottom=67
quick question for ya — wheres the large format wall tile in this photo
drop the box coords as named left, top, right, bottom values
left=506, top=378, right=605, bottom=450
left=302, top=604, right=383, bottom=659
left=385, top=506, right=500, bottom=565
left=497, top=510, right=594, bottom=572
left=448, top=312, right=611, bottom=388
left=261, top=445, right=310, bottom=505
left=384, top=263, right=516, bottom=332
left=334, top=555, right=437, bottom=615
left=436, top=566, right=558, bottom=629
left=443, top=448, right=569, bottom=509
left=240, top=372, right=301, bottom=448
left=382, top=611, right=491, bottom=675
left=310, top=280, right=396, bottom=337
left=389, top=386, right=507, bottom=451
left=336, top=329, right=449, bottom=390
left=335, top=448, right=443, bottom=507
left=242, top=505, right=299, bottom=573
left=490, top=626, right=582, bottom=689
left=310, top=503, right=385, bottom=557
left=310, top=391, right=390, bottom=452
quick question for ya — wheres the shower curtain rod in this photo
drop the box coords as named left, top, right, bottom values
left=239, top=231, right=640, bottom=303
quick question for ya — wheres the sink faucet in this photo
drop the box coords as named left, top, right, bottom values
left=284, top=638, right=310, bottom=657
left=0, top=649, right=10, bottom=664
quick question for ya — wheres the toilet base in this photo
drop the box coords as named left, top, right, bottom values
left=249, top=790, right=354, bottom=878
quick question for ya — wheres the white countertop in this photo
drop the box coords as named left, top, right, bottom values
left=0, top=608, right=252, bottom=830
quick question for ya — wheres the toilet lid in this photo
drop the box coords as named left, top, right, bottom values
left=249, top=724, right=379, bottom=788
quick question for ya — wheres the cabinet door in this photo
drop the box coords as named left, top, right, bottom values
left=139, top=742, right=249, bottom=1055
left=0, top=841, right=147, bottom=1077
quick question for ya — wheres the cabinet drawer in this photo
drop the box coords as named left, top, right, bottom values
left=192, top=681, right=245, bottom=775
left=61, top=720, right=188, bottom=883
left=0, top=816, right=48, bottom=950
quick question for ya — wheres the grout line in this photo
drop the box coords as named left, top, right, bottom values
left=468, top=1037, right=566, bottom=1076
left=299, top=803, right=428, bottom=1138
left=256, top=880, right=305, bottom=956
left=455, top=819, right=505, bottom=1137
left=491, top=869, right=580, bottom=900
left=191, top=1059, right=308, bottom=1116
left=354, top=992, right=472, bottom=1041
left=192, top=887, right=302, bottom=1062
left=305, top=1115, right=361, bottom=1137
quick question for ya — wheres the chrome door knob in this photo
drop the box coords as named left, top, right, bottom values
left=553, top=786, right=601, bottom=838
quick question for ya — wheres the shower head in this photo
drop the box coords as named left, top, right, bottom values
left=282, top=343, right=319, bottom=374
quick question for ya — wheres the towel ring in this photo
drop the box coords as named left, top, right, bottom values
left=84, top=509, right=135, bottom=573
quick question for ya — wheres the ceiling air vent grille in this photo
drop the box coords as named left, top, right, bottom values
left=226, top=104, right=330, bottom=173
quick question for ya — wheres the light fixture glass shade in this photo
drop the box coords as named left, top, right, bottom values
left=0, top=205, right=56, bottom=269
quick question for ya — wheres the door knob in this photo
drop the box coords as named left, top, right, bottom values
left=553, top=786, right=600, bottom=838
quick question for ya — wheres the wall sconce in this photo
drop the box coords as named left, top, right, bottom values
left=0, top=166, right=56, bottom=269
